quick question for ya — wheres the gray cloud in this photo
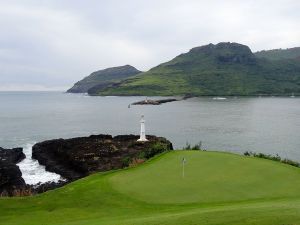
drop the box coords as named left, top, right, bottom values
left=0, top=0, right=299, bottom=90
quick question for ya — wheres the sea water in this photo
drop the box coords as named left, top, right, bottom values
left=0, top=91, right=299, bottom=183
left=17, top=143, right=63, bottom=185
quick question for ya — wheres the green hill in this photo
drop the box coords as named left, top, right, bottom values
left=67, top=65, right=141, bottom=93
left=95, top=42, right=300, bottom=96
left=1, top=151, right=300, bottom=225
left=255, top=47, right=300, bottom=60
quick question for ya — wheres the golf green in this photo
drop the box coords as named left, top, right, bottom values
left=110, top=151, right=300, bottom=204
left=1, top=150, right=300, bottom=225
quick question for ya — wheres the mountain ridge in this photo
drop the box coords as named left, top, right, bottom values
left=67, top=65, right=141, bottom=93
left=69, top=42, right=300, bottom=96
left=255, top=47, right=300, bottom=61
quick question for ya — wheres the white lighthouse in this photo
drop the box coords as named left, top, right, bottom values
left=137, top=115, right=148, bottom=142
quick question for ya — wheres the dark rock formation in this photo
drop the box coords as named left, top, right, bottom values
left=132, top=98, right=178, bottom=105
left=0, top=147, right=25, bottom=164
left=190, top=42, right=256, bottom=64
left=32, top=134, right=173, bottom=181
left=0, top=147, right=71, bottom=196
left=32, top=180, right=68, bottom=194
left=0, top=163, right=28, bottom=197
left=0, top=147, right=28, bottom=197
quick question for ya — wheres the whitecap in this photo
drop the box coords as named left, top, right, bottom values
left=213, top=97, right=227, bottom=100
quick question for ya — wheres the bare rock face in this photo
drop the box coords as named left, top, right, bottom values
left=32, top=134, right=173, bottom=181
left=0, top=135, right=172, bottom=196
left=0, top=147, right=27, bottom=197
left=0, top=147, right=25, bottom=164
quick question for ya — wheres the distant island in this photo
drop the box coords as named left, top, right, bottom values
left=68, top=42, right=300, bottom=96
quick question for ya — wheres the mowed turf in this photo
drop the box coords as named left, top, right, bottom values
left=110, top=151, right=300, bottom=204
left=1, top=151, right=300, bottom=225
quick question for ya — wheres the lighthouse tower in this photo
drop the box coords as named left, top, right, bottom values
left=137, top=115, right=148, bottom=142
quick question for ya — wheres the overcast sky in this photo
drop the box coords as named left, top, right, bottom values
left=0, top=0, right=299, bottom=91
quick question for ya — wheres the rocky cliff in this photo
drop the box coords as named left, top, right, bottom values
left=0, top=147, right=27, bottom=197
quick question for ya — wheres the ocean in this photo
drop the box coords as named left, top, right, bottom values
left=0, top=91, right=299, bottom=184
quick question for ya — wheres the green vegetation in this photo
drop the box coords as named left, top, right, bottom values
left=95, top=42, right=300, bottom=96
left=1, top=151, right=300, bottom=225
left=255, top=47, right=300, bottom=60
left=67, top=65, right=141, bottom=93
left=244, top=151, right=300, bottom=168
left=183, top=141, right=203, bottom=150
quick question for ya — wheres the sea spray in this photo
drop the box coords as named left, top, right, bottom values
left=17, top=143, right=64, bottom=185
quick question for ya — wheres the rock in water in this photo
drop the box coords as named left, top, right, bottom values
left=32, top=134, right=173, bottom=181
left=132, top=98, right=178, bottom=105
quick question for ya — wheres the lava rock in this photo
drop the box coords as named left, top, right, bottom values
left=32, top=134, right=173, bottom=181
left=0, top=147, right=28, bottom=197
left=31, top=180, right=68, bottom=194
left=132, top=98, right=178, bottom=105
left=0, top=147, right=25, bottom=164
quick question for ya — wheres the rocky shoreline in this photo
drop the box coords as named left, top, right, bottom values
left=0, top=134, right=173, bottom=196
left=0, top=147, right=66, bottom=197
left=0, top=147, right=27, bottom=196
left=32, top=134, right=173, bottom=181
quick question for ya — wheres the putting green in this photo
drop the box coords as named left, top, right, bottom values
left=110, top=151, right=300, bottom=204
left=1, top=150, right=300, bottom=225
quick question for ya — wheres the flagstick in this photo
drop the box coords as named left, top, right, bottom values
left=182, top=161, right=185, bottom=178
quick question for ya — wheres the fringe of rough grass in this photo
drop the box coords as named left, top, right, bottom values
left=244, top=151, right=300, bottom=168
left=183, top=141, right=206, bottom=151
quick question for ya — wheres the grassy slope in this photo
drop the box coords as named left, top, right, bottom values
left=67, top=65, right=141, bottom=93
left=1, top=151, right=300, bottom=225
left=98, top=44, right=300, bottom=96
left=255, top=47, right=300, bottom=60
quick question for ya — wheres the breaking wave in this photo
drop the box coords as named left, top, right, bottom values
left=17, top=143, right=64, bottom=185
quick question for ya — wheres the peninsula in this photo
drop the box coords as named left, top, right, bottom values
left=68, top=42, right=300, bottom=97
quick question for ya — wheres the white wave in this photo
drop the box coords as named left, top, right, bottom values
left=213, top=97, right=227, bottom=100
left=17, top=143, right=65, bottom=185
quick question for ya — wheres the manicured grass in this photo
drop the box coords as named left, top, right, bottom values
left=110, top=151, right=300, bottom=204
left=1, top=151, right=300, bottom=225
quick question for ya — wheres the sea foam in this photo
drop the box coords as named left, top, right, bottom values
left=17, top=143, right=64, bottom=185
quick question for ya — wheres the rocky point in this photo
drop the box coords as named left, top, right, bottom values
left=32, top=134, right=173, bottom=181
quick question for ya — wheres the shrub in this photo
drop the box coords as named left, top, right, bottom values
left=121, top=156, right=131, bottom=167
left=142, top=143, right=168, bottom=159
left=184, top=142, right=191, bottom=150
left=183, top=141, right=204, bottom=151
left=129, top=158, right=145, bottom=167
left=244, top=151, right=251, bottom=156
left=192, top=141, right=202, bottom=150
left=244, top=151, right=300, bottom=168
